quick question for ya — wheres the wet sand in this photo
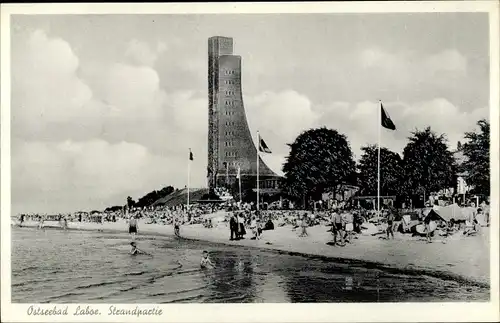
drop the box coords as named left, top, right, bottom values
left=15, top=219, right=490, bottom=285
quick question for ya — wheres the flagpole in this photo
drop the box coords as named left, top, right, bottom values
left=257, top=131, right=260, bottom=211
left=187, top=149, right=191, bottom=210
left=377, top=101, right=381, bottom=217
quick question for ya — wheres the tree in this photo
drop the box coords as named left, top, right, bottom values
left=461, top=119, right=490, bottom=195
left=357, top=145, right=404, bottom=196
left=136, top=185, right=175, bottom=208
left=402, top=127, right=457, bottom=197
left=282, top=127, right=356, bottom=204
left=126, top=196, right=136, bottom=208
left=105, top=205, right=123, bottom=212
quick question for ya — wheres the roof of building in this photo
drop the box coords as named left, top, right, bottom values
left=454, top=150, right=468, bottom=165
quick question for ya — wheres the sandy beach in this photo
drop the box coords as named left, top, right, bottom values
left=15, top=219, right=490, bottom=286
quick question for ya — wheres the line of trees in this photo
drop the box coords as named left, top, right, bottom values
left=125, top=185, right=175, bottom=209
left=281, top=119, right=490, bottom=206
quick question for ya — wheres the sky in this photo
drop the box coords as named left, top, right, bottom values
left=10, top=13, right=490, bottom=214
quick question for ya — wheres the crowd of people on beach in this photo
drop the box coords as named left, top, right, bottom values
left=14, top=193, right=490, bottom=249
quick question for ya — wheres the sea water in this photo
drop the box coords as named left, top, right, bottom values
left=11, top=227, right=488, bottom=303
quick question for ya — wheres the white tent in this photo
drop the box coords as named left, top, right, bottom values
left=203, top=211, right=228, bottom=222
left=431, top=203, right=468, bottom=222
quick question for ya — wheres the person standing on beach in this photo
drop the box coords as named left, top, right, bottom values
left=250, top=216, right=259, bottom=240
left=238, top=213, right=246, bottom=239
left=333, top=211, right=344, bottom=245
left=129, top=215, right=138, bottom=241
left=19, top=214, right=25, bottom=227
left=386, top=211, right=395, bottom=240
left=299, top=214, right=309, bottom=237
left=424, top=214, right=432, bottom=243
left=343, top=211, right=354, bottom=243
left=62, top=215, right=68, bottom=230
left=353, top=211, right=362, bottom=234
left=230, top=213, right=238, bottom=240
left=38, top=215, right=46, bottom=230
left=174, top=215, right=181, bottom=237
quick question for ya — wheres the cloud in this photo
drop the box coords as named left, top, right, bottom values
left=358, top=48, right=468, bottom=87
left=12, top=30, right=106, bottom=133
left=425, top=49, right=467, bottom=75
left=124, top=39, right=167, bottom=67
left=246, top=90, right=319, bottom=148
left=98, top=63, right=166, bottom=120
left=359, top=47, right=468, bottom=75
left=11, top=139, right=207, bottom=214
left=170, top=91, right=208, bottom=136
left=12, top=30, right=195, bottom=152
left=317, top=99, right=488, bottom=159
left=244, top=90, right=319, bottom=176
left=11, top=30, right=210, bottom=214
left=10, top=28, right=488, bottom=214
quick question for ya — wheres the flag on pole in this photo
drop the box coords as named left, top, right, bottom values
left=381, top=103, right=396, bottom=130
left=258, top=134, right=272, bottom=153
left=189, top=149, right=194, bottom=161
left=236, top=166, right=241, bottom=179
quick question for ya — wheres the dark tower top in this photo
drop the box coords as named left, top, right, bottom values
left=207, top=36, right=277, bottom=191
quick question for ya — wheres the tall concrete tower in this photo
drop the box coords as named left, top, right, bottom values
left=207, top=36, right=278, bottom=193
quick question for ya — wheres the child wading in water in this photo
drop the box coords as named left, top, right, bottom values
left=200, top=251, right=215, bottom=269
left=129, top=242, right=152, bottom=256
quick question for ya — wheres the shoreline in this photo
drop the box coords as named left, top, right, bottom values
left=12, top=220, right=490, bottom=287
